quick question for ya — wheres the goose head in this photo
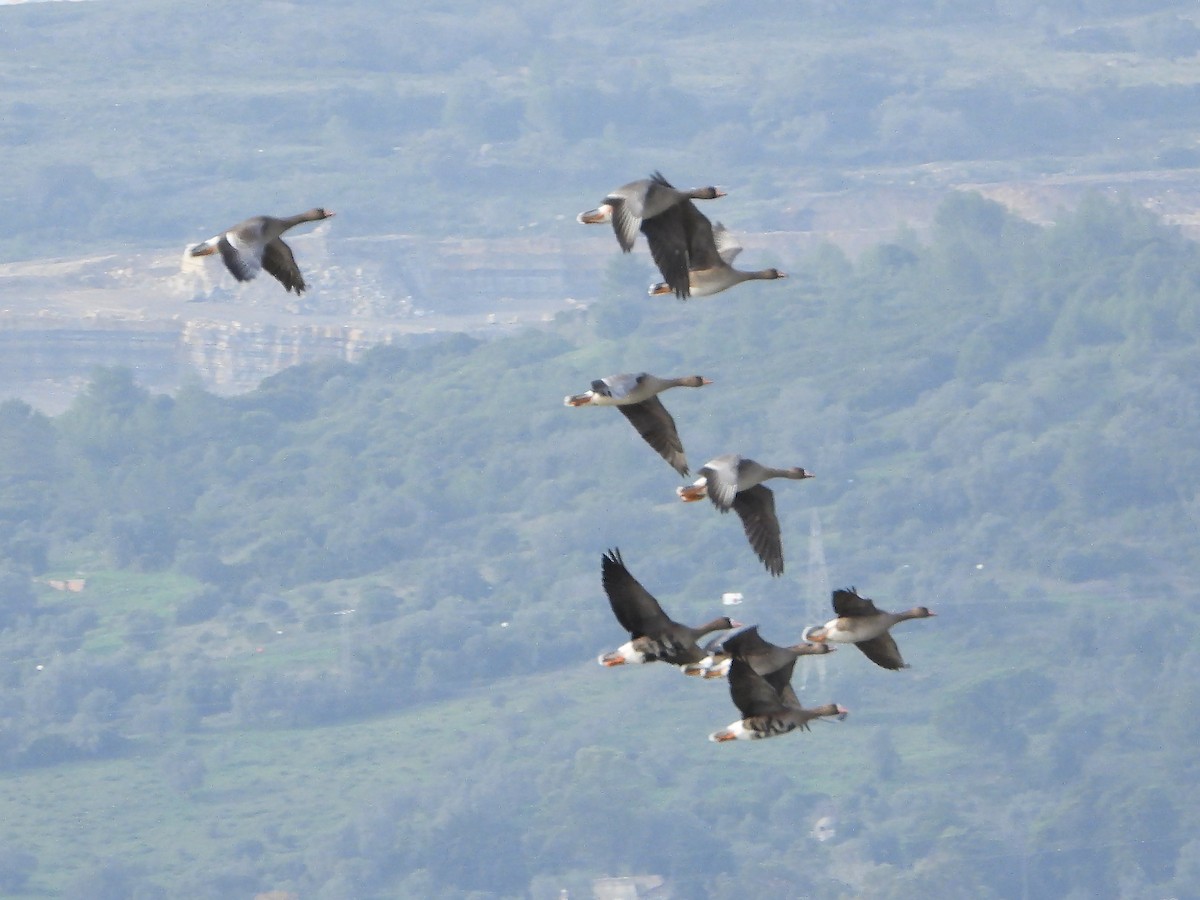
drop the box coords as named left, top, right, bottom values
left=819, top=704, right=850, bottom=722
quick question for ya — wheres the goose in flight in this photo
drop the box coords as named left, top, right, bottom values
left=709, top=656, right=847, bottom=742
left=802, top=587, right=936, bottom=670
left=677, top=454, right=813, bottom=576
left=189, top=208, right=334, bottom=294
left=565, top=372, right=712, bottom=475
left=647, top=217, right=787, bottom=299
left=578, top=172, right=724, bottom=298
left=682, top=623, right=834, bottom=679
left=598, top=548, right=738, bottom=667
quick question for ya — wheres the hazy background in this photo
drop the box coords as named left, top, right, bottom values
left=1, top=1, right=1199, bottom=898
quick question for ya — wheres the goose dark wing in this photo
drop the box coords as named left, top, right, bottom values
left=680, top=203, right=724, bottom=271
left=261, top=238, right=306, bottom=294
left=640, top=171, right=681, bottom=219
left=732, top=484, right=784, bottom=577
left=777, top=683, right=804, bottom=715
left=698, top=622, right=754, bottom=664
left=723, top=625, right=798, bottom=677
left=854, top=634, right=907, bottom=670
left=639, top=203, right=691, bottom=299
left=704, top=621, right=758, bottom=653
left=832, top=588, right=880, bottom=618
left=759, top=657, right=798, bottom=699
left=617, top=397, right=688, bottom=476
left=727, top=658, right=786, bottom=718
left=601, top=548, right=672, bottom=637
left=721, top=624, right=774, bottom=661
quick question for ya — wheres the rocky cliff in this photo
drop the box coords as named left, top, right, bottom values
left=4, top=171, right=1198, bottom=413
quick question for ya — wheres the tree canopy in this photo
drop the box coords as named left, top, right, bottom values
left=0, top=194, right=1198, bottom=896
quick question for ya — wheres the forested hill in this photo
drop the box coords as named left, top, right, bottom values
left=2, top=194, right=1200, bottom=897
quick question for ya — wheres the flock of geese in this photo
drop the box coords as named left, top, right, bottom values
left=568, top=173, right=937, bottom=743
left=186, top=173, right=935, bottom=744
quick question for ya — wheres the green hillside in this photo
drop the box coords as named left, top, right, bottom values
left=0, top=194, right=1198, bottom=897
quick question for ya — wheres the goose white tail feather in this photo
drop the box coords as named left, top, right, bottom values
left=709, top=720, right=749, bottom=742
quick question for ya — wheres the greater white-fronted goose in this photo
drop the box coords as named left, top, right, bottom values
left=709, top=656, right=847, bottom=742
left=578, top=172, right=725, bottom=299
left=646, top=212, right=787, bottom=299
left=189, top=208, right=335, bottom=294
left=676, top=454, right=814, bottom=577
left=564, top=372, right=713, bottom=475
left=682, top=623, right=834, bottom=679
left=598, top=548, right=738, bottom=667
left=802, top=587, right=936, bottom=670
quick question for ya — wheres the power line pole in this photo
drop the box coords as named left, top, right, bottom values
left=801, top=509, right=830, bottom=693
